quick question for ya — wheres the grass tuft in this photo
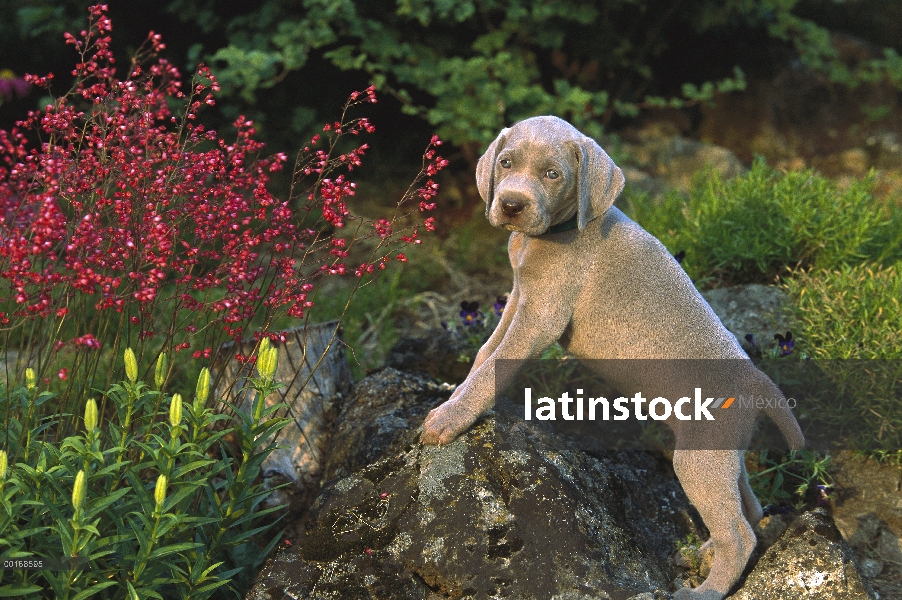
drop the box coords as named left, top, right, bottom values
left=625, top=158, right=902, bottom=287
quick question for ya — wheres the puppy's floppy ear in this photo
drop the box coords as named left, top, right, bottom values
left=476, top=127, right=510, bottom=218
left=570, top=136, right=625, bottom=231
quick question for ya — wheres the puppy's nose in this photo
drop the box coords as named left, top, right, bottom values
left=500, top=198, right=525, bottom=217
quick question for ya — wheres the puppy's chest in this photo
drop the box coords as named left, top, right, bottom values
left=508, top=233, right=571, bottom=275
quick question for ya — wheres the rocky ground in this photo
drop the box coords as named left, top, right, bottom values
left=247, top=363, right=898, bottom=599
left=379, top=283, right=902, bottom=599
left=244, top=275, right=900, bottom=598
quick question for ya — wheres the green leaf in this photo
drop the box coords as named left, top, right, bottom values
left=0, top=583, right=43, bottom=597
left=71, top=582, right=118, bottom=600
left=149, top=541, right=202, bottom=560
left=126, top=581, right=140, bottom=600
left=324, top=45, right=367, bottom=70
left=84, top=487, right=131, bottom=520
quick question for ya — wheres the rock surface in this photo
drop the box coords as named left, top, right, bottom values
left=385, top=327, right=473, bottom=384
left=730, top=508, right=876, bottom=599
left=247, top=368, right=880, bottom=599
left=701, top=284, right=797, bottom=358
left=212, top=321, right=353, bottom=510
left=247, top=369, right=703, bottom=599
left=616, top=123, right=745, bottom=194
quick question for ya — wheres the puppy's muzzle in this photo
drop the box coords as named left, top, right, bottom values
left=499, top=192, right=530, bottom=218
left=501, top=199, right=524, bottom=217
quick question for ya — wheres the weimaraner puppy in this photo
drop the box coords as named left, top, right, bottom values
left=420, top=116, right=805, bottom=600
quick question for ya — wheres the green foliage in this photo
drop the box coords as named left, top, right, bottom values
left=9, top=1, right=86, bottom=40
left=774, top=264, right=902, bottom=451
left=179, top=0, right=742, bottom=144
left=675, top=532, right=704, bottom=572
left=760, top=3, right=902, bottom=90
left=626, top=159, right=902, bottom=287
left=748, top=449, right=833, bottom=510
left=5, top=1, right=902, bottom=159
left=153, top=0, right=902, bottom=147
left=781, top=263, right=902, bottom=359
left=0, top=348, right=290, bottom=599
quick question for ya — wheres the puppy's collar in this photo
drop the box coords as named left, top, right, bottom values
left=545, top=213, right=578, bottom=234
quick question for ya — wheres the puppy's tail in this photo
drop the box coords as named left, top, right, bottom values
left=767, top=403, right=805, bottom=451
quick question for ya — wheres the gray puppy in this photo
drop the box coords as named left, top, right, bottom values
left=420, top=116, right=804, bottom=600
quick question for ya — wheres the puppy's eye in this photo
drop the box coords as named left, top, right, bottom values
left=545, top=169, right=560, bottom=179
left=500, top=159, right=511, bottom=168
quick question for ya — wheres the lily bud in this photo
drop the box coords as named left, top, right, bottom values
left=25, top=368, right=36, bottom=391
left=257, top=338, right=278, bottom=381
left=169, top=393, right=182, bottom=428
left=72, top=470, right=86, bottom=513
left=84, top=398, right=98, bottom=432
left=155, top=352, right=168, bottom=389
left=154, top=474, right=167, bottom=508
left=124, top=348, right=138, bottom=383
left=196, top=367, right=210, bottom=404
left=0, top=450, right=7, bottom=479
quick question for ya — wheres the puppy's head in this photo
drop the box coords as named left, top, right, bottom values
left=476, top=116, right=624, bottom=235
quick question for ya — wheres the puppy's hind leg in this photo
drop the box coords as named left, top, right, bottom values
left=739, top=457, right=763, bottom=528
left=690, top=461, right=760, bottom=557
left=672, top=450, right=756, bottom=600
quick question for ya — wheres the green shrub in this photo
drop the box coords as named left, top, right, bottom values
left=781, top=262, right=902, bottom=359
left=170, top=0, right=901, bottom=148
left=627, top=159, right=902, bottom=287
left=747, top=449, right=833, bottom=511
left=776, top=263, right=902, bottom=453
left=0, top=347, right=290, bottom=599
left=14, top=1, right=901, bottom=152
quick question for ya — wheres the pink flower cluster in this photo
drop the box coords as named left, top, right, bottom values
left=0, top=6, right=444, bottom=372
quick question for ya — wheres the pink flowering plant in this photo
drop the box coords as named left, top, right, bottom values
left=0, top=6, right=444, bottom=431
left=0, top=5, right=445, bottom=597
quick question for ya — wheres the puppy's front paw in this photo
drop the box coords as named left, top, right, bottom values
left=673, top=587, right=724, bottom=600
left=420, top=399, right=477, bottom=445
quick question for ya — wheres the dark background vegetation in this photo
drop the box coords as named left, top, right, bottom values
left=2, top=0, right=901, bottom=204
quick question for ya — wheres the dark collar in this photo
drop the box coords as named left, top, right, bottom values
left=544, top=213, right=578, bottom=234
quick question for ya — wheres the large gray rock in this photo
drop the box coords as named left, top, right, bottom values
left=247, top=369, right=702, bottom=599
left=247, top=368, right=879, bottom=599
left=385, top=327, right=473, bottom=384
left=618, top=123, right=745, bottom=194
left=866, top=132, right=902, bottom=170
left=701, top=284, right=797, bottom=358
left=730, top=508, right=876, bottom=599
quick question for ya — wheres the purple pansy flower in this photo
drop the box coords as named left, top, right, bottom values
left=774, top=331, right=794, bottom=356
left=459, top=301, right=484, bottom=327
left=816, top=484, right=832, bottom=506
left=493, top=295, right=507, bottom=316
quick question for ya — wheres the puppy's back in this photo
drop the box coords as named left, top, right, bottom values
left=565, top=207, right=745, bottom=361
